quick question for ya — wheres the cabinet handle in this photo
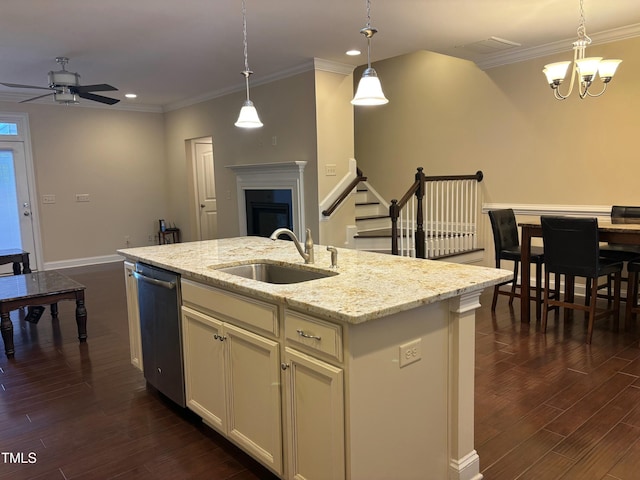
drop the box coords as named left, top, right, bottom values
left=213, top=334, right=227, bottom=341
left=296, top=329, right=321, bottom=341
left=281, top=363, right=290, bottom=370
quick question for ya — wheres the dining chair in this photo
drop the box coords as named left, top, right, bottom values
left=541, top=216, right=623, bottom=344
left=625, top=260, right=640, bottom=329
left=489, top=209, right=545, bottom=319
left=597, top=206, right=640, bottom=302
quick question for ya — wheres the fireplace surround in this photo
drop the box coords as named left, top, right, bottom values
left=227, top=161, right=307, bottom=239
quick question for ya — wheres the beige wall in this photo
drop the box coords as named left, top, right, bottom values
left=355, top=37, right=640, bottom=266
left=0, top=101, right=166, bottom=266
left=163, top=70, right=318, bottom=241
left=315, top=69, right=356, bottom=246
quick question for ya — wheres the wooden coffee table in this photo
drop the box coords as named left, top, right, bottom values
left=0, top=271, right=87, bottom=358
left=0, top=249, right=31, bottom=275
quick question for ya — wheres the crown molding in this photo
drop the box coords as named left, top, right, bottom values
left=163, top=60, right=321, bottom=112
left=313, top=58, right=356, bottom=76
left=476, top=23, right=640, bottom=70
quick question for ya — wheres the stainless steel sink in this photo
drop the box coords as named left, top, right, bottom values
left=213, top=262, right=337, bottom=284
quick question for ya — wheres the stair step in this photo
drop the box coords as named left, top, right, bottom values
left=355, top=228, right=406, bottom=238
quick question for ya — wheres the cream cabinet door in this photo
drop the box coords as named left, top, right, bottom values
left=123, top=261, right=143, bottom=371
left=181, top=306, right=227, bottom=433
left=284, top=347, right=345, bottom=480
left=225, top=322, right=282, bottom=475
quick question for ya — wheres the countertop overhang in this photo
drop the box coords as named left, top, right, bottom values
left=118, top=237, right=512, bottom=324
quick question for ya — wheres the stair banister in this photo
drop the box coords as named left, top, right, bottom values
left=390, top=169, right=483, bottom=258
left=322, top=168, right=367, bottom=217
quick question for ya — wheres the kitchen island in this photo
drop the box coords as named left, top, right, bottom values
left=119, top=236, right=510, bottom=480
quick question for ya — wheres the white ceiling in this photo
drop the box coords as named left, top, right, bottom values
left=1, top=0, right=639, bottom=110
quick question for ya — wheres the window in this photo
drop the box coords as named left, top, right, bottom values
left=0, top=122, right=18, bottom=136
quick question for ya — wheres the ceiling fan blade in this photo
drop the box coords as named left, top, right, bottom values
left=20, top=92, right=55, bottom=103
left=77, top=91, right=120, bottom=105
left=73, top=84, right=118, bottom=93
left=1, top=82, right=51, bottom=90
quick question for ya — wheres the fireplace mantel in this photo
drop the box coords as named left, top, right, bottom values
left=227, top=161, right=307, bottom=239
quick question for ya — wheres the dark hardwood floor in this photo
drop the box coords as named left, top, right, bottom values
left=1, top=262, right=640, bottom=479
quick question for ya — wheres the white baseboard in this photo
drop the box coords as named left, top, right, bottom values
left=43, top=254, right=122, bottom=270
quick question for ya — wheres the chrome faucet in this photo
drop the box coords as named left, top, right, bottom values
left=270, top=227, right=314, bottom=264
left=326, top=246, right=338, bottom=269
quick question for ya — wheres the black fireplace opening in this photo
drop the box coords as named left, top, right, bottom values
left=245, top=189, right=293, bottom=237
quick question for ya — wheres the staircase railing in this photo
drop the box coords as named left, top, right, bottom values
left=321, top=168, right=367, bottom=217
left=390, top=168, right=484, bottom=258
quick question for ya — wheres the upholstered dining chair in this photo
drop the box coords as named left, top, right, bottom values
left=625, top=260, right=640, bottom=329
left=541, top=216, right=623, bottom=345
left=596, top=206, right=640, bottom=302
left=489, top=209, right=545, bottom=319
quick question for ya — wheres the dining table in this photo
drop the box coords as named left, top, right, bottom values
left=519, top=219, right=640, bottom=323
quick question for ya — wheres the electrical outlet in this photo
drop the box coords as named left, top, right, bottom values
left=325, top=164, right=337, bottom=176
left=42, top=194, right=56, bottom=204
left=75, top=193, right=90, bottom=202
left=399, top=338, right=422, bottom=368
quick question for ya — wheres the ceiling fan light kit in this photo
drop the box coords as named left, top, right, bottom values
left=1, top=56, right=120, bottom=106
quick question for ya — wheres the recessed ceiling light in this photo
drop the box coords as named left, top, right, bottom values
left=346, top=49, right=361, bottom=56
left=125, top=93, right=137, bottom=99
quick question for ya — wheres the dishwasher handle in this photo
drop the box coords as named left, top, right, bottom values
left=132, top=270, right=176, bottom=290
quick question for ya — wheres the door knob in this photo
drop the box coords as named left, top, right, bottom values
left=200, top=204, right=205, bottom=208
left=23, top=211, right=31, bottom=216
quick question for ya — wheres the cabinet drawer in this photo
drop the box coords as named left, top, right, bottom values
left=285, top=310, right=342, bottom=362
left=182, top=279, right=278, bottom=337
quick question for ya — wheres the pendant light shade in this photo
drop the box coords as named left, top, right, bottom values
left=351, top=0, right=388, bottom=106
left=351, top=67, right=388, bottom=106
left=235, top=99, right=263, bottom=128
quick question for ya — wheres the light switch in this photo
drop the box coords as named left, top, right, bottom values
left=42, top=194, right=56, bottom=204
left=75, top=193, right=90, bottom=202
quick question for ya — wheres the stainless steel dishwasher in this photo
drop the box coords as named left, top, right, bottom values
left=133, top=262, right=186, bottom=407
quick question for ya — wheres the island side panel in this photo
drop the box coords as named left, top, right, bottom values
left=448, top=291, right=483, bottom=480
left=344, top=301, right=450, bottom=480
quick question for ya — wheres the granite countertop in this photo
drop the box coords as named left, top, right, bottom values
left=118, top=237, right=511, bottom=324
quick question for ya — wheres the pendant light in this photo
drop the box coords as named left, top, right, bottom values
left=235, top=0, right=263, bottom=128
left=351, top=0, right=388, bottom=106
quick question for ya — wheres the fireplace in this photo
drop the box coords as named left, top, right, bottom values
left=227, top=161, right=307, bottom=239
left=245, top=189, right=293, bottom=237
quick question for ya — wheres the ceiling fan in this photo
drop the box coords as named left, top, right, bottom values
left=1, top=57, right=120, bottom=105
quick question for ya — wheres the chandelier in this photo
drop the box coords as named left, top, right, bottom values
left=235, top=0, right=263, bottom=128
left=542, top=0, right=622, bottom=100
left=351, top=0, right=388, bottom=106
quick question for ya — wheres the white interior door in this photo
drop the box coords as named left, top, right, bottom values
left=195, top=141, right=218, bottom=240
left=0, top=141, right=38, bottom=273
